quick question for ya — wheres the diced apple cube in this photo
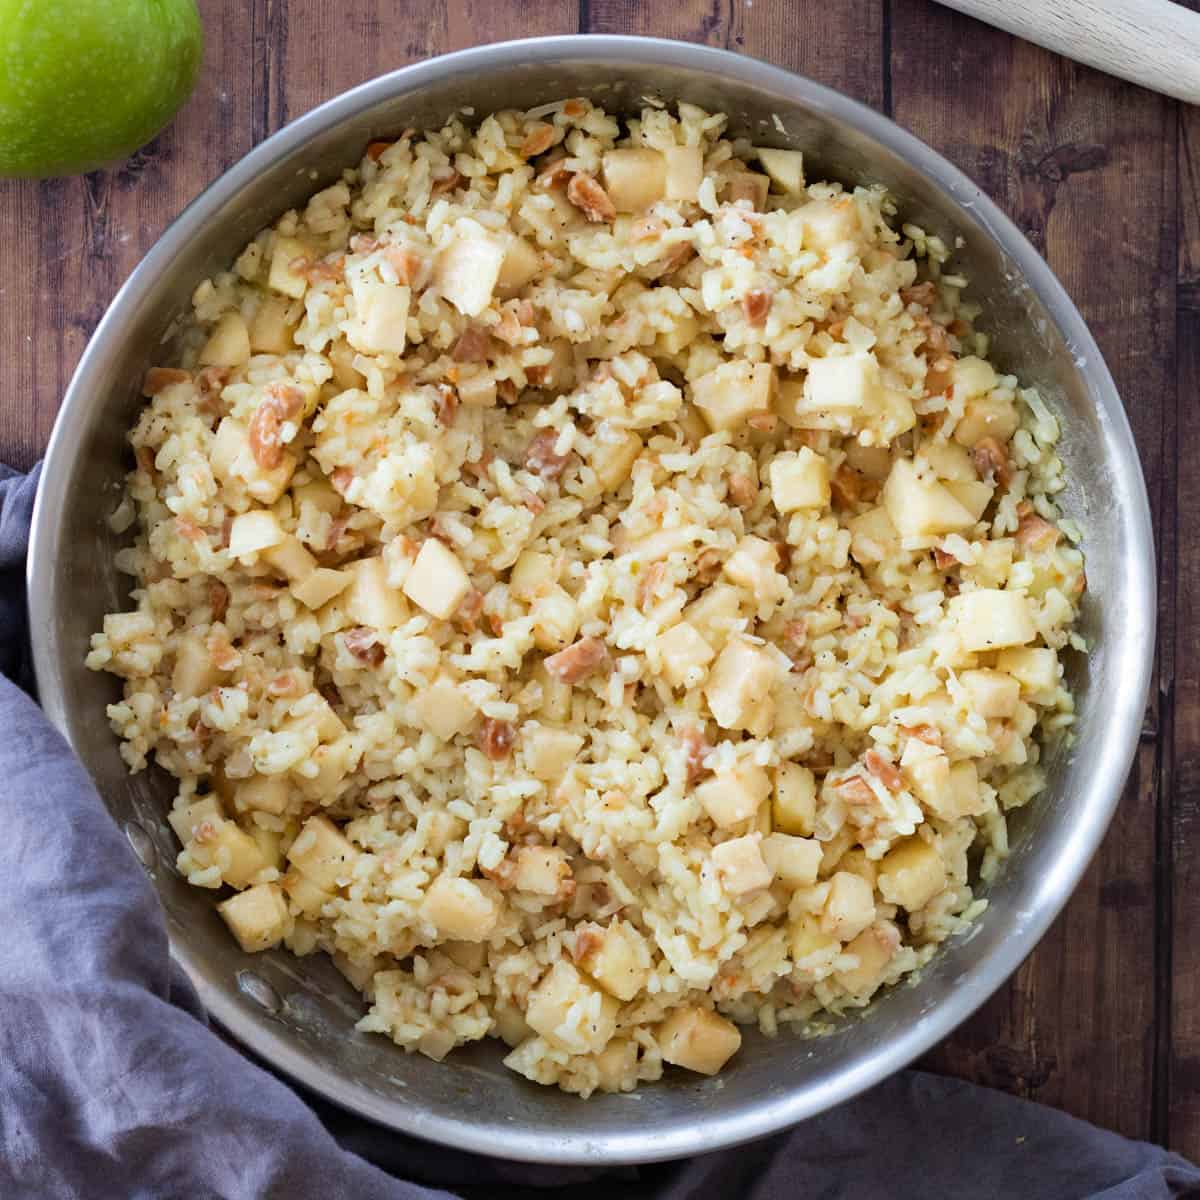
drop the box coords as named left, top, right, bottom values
left=844, top=441, right=893, bottom=480
left=873, top=388, right=917, bottom=443
left=798, top=196, right=861, bottom=253
left=200, top=312, right=251, bottom=368
left=773, top=763, right=817, bottom=835
left=789, top=911, right=840, bottom=961
left=331, top=341, right=366, bottom=393
left=284, top=693, right=347, bottom=744
left=168, top=794, right=223, bottom=846
left=836, top=846, right=877, bottom=888
left=756, top=147, right=805, bottom=194
left=523, top=725, right=584, bottom=782
left=657, top=1006, right=741, bottom=1076
left=172, top=633, right=223, bottom=698
left=208, top=415, right=244, bottom=480
left=411, top=674, right=477, bottom=741
left=211, top=417, right=296, bottom=505
left=943, top=478, right=994, bottom=522
left=497, top=235, right=542, bottom=292
left=534, top=660, right=573, bottom=723
left=656, top=621, right=715, bottom=688
left=531, top=586, right=580, bottom=652
left=723, top=169, right=769, bottom=210
left=510, top=550, right=557, bottom=600
left=526, top=960, right=619, bottom=1054
left=692, top=361, right=774, bottom=432
left=281, top=868, right=334, bottom=917
left=268, top=235, right=309, bottom=298
left=601, top=148, right=667, bottom=212
left=594, top=1038, right=638, bottom=1091
left=684, top=584, right=742, bottom=648
left=228, top=509, right=285, bottom=559
left=775, top=378, right=827, bottom=431
left=835, top=923, right=899, bottom=995
left=441, top=940, right=487, bottom=972
left=704, top=637, right=777, bottom=735
left=576, top=920, right=648, bottom=1002
left=804, top=352, right=881, bottom=416
left=233, top=772, right=291, bottom=816
left=403, top=538, right=472, bottom=620
left=332, top=950, right=383, bottom=994
left=961, top=668, right=1020, bottom=719
left=664, top=145, right=704, bottom=202
left=760, top=832, right=821, bottom=887
left=769, top=447, right=830, bottom=511
left=950, top=589, right=1037, bottom=652
left=954, top=392, right=1020, bottom=447
left=921, top=440, right=975, bottom=482
left=904, top=747, right=950, bottom=809
left=934, top=760, right=985, bottom=819
left=722, top=535, right=779, bottom=592
left=294, top=476, right=342, bottom=515
left=848, top=506, right=899, bottom=565
left=263, top=533, right=317, bottom=583
left=300, top=735, right=360, bottom=800
left=590, top=429, right=643, bottom=491
left=250, top=295, right=299, bottom=354
left=512, top=846, right=572, bottom=897
left=292, top=567, right=352, bottom=610
left=286, top=814, right=359, bottom=892
left=821, top=870, right=875, bottom=942
left=188, top=816, right=269, bottom=888
left=950, top=356, right=998, bottom=400
left=347, top=275, right=410, bottom=356
left=420, top=875, right=498, bottom=942
left=494, top=1002, right=533, bottom=1048
left=878, top=837, right=945, bottom=911
left=713, top=833, right=773, bottom=896
left=654, top=311, right=701, bottom=356
left=882, top=459, right=975, bottom=538
left=996, top=646, right=1060, bottom=694
left=696, top=762, right=771, bottom=829
left=435, top=224, right=508, bottom=317
left=345, top=556, right=408, bottom=629
left=754, top=800, right=774, bottom=836
left=249, top=825, right=284, bottom=870
left=218, top=882, right=291, bottom=952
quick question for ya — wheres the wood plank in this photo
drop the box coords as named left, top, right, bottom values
left=0, top=0, right=260, bottom=470
left=1170, top=93, right=1200, bottom=1162
left=891, top=1, right=1176, bottom=1143
left=581, top=0, right=883, bottom=108
left=270, top=0, right=578, bottom=132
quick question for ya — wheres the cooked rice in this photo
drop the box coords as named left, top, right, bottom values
left=87, top=99, right=1085, bottom=1096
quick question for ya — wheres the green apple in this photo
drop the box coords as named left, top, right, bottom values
left=0, top=0, right=203, bottom=178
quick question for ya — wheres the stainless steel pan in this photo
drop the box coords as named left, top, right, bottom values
left=26, top=35, right=1155, bottom=1165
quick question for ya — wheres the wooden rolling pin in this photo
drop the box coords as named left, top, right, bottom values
left=934, top=0, right=1200, bottom=105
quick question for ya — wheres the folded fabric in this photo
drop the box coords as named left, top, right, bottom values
left=2, top=462, right=1196, bottom=1200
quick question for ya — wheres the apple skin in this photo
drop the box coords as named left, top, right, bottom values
left=0, top=0, right=203, bottom=178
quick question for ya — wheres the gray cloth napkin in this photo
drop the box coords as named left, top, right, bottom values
left=2, top=461, right=1197, bottom=1200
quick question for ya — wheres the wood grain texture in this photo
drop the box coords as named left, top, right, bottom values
left=267, top=0, right=578, bottom=131
left=933, top=0, right=1200, bottom=105
left=580, top=0, right=884, bottom=108
left=890, top=1, right=1177, bottom=1142
left=0, top=0, right=261, bottom=471
left=1171, top=89, right=1200, bottom=1161
left=0, top=0, right=1192, bottom=1154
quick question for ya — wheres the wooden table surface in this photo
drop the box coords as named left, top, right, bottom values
left=2, top=0, right=1195, bottom=1159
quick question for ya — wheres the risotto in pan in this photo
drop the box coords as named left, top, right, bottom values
left=87, top=98, right=1085, bottom=1095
